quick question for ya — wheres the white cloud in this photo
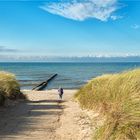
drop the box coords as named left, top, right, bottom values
left=110, top=15, right=123, bottom=20
left=40, top=0, right=122, bottom=21
left=131, top=24, right=140, bottom=29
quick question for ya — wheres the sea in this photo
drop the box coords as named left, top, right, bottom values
left=0, top=62, right=140, bottom=90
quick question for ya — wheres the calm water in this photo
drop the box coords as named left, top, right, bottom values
left=0, top=62, right=140, bottom=90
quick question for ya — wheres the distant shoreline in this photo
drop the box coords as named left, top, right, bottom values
left=1, top=61, right=140, bottom=63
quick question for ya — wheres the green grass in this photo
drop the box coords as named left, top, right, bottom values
left=75, top=69, right=140, bottom=140
left=0, top=71, right=26, bottom=105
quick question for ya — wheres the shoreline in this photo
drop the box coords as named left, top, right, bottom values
left=22, top=89, right=79, bottom=96
left=21, top=87, right=82, bottom=90
left=22, top=89, right=79, bottom=91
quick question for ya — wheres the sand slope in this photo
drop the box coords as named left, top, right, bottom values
left=0, top=90, right=93, bottom=140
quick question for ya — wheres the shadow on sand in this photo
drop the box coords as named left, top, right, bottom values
left=0, top=99, right=65, bottom=138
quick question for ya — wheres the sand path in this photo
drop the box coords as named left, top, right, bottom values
left=0, top=90, right=93, bottom=140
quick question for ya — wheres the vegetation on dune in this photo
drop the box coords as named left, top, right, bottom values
left=75, top=69, right=140, bottom=140
left=0, top=71, right=26, bottom=105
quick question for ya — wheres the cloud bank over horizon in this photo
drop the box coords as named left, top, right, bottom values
left=1, top=53, right=140, bottom=62
left=40, top=0, right=123, bottom=21
left=0, top=46, right=19, bottom=53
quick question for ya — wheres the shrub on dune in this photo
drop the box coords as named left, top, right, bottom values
left=75, top=69, right=140, bottom=140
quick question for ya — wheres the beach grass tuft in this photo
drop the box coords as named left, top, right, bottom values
left=75, top=69, right=140, bottom=140
left=0, top=71, right=26, bottom=105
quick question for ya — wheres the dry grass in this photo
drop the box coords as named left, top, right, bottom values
left=75, top=69, right=140, bottom=140
left=0, top=71, right=26, bottom=105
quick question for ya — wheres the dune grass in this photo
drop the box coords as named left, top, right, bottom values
left=0, top=71, right=26, bottom=105
left=75, top=69, right=140, bottom=140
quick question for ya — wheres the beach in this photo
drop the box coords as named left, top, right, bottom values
left=0, top=69, right=139, bottom=140
left=0, top=89, right=93, bottom=140
left=1, top=1, right=140, bottom=139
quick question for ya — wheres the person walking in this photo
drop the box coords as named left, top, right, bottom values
left=58, top=87, right=64, bottom=99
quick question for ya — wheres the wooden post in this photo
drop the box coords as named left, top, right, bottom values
left=32, top=74, right=58, bottom=91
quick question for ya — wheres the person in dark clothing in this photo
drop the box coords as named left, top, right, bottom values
left=58, top=87, right=64, bottom=99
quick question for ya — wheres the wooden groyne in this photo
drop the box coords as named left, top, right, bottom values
left=32, top=74, right=58, bottom=91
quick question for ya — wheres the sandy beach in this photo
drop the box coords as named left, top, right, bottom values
left=0, top=89, right=93, bottom=140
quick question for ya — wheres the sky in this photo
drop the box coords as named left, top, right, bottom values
left=0, top=0, right=140, bottom=60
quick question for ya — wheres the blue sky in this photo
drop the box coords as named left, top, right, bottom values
left=0, top=0, right=140, bottom=59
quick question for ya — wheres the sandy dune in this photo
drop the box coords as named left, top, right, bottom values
left=0, top=90, right=93, bottom=140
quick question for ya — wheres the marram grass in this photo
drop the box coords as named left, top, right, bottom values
left=75, top=69, right=140, bottom=140
left=0, top=71, right=26, bottom=105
